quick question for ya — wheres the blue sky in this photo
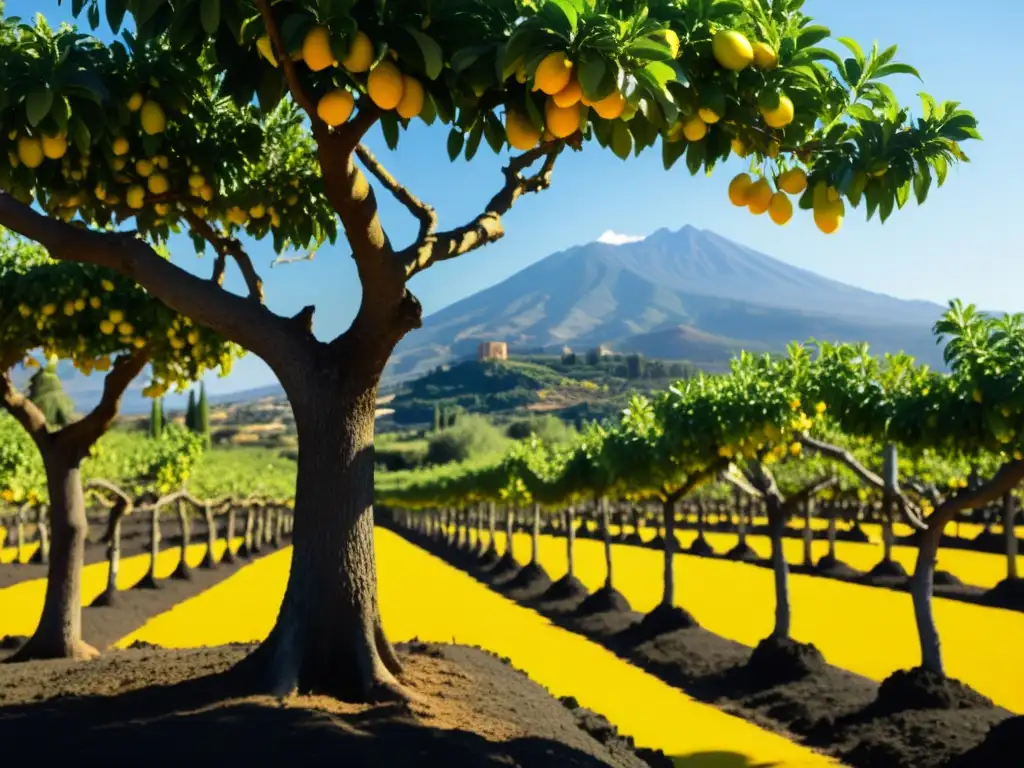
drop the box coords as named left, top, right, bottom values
left=9, top=0, right=1020, bottom=394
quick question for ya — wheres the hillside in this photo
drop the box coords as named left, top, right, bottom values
left=386, top=225, right=949, bottom=381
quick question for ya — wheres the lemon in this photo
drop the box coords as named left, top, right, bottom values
left=249, top=203, right=266, bottom=219
left=746, top=178, right=773, bottom=215
left=188, top=173, right=205, bottom=189
left=814, top=199, right=844, bottom=234
left=128, top=92, right=144, bottom=111
left=89, top=296, right=101, bottom=309
left=552, top=79, right=582, bottom=108
left=101, top=279, right=115, bottom=292
left=712, top=30, right=754, bottom=71
left=654, top=28, right=680, bottom=58
left=41, top=133, right=67, bottom=160
left=730, top=137, right=748, bottom=157
left=727, top=173, right=752, bottom=206
left=592, top=90, right=626, bottom=120
left=697, top=108, right=721, bottom=124
left=752, top=42, right=778, bottom=70
left=256, top=35, right=277, bottom=67
left=42, top=303, right=56, bottom=316
left=136, top=158, right=154, bottom=177
left=545, top=100, right=580, bottom=139
left=534, top=51, right=573, bottom=96
left=761, top=94, right=794, bottom=128
left=777, top=168, right=807, bottom=195
left=342, top=30, right=374, bottom=73
left=16, top=136, right=44, bottom=168
left=154, top=155, right=169, bottom=170
left=126, top=185, right=146, bottom=209
left=140, top=101, right=167, bottom=134
left=112, top=136, right=130, bottom=156
left=117, top=321, right=134, bottom=336
left=505, top=110, right=541, bottom=151
left=367, top=61, right=405, bottom=110
left=768, top=192, right=793, bottom=225
left=396, top=76, right=425, bottom=119
left=109, top=309, right=124, bottom=324
left=302, top=26, right=335, bottom=72
left=99, top=320, right=115, bottom=335
left=226, top=207, right=249, bottom=226
left=200, top=184, right=215, bottom=201
left=682, top=115, right=707, bottom=141
left=515, top=61, right=528, bottom=84
left=317, top=89, right=355, bottom=127
left=147, top=173, right=168, bottom=195
left=666, top=121, right=686, bottom=143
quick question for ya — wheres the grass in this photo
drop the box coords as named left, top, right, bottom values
left=116, top=531, right=839, bottom=766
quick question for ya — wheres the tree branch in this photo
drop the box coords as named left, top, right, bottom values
left=782, top=475, right=839, bottom=514
left=399, top=142, right=564, bottom=279
left=59, top=351, right=148, bottom=456
left=256, top=0, right=320, bottom=124
left=721, top=466, right=764, bottom=499
left=928, top=460, right=1024, bottom=530
left=271, top=249, right=317, bottom=268
left=85, top=478, right=133, bottom=509
left=184, top=211, right=264, bottom=303
left=355, top=143, right=437, bottom=242
left=665, top=458, right=729, bottom=503
left=0, top=369, right=51, bottom=449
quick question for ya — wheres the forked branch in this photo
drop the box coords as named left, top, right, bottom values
left=356, top=144, right=437, bottom=242
left=256, top=0, right=320, bottom=123
left=184, top=212, right=265, bottom=303
left=721, top=465, right=764, bottom=499
left=60, top=350, right=149, bottom=456
left=0, top=368, right=50, bottom=448
left=782, top=475, right=839, bottom=514
left=927, top=459, right=1024, bottom=530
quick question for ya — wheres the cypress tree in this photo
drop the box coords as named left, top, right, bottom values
left=432, top=404, right=442, bottom=432
left=150, top=396, right=164, bottom=438
left=198, top=381, right=210, bottom=448
left=185, top=390, right=197, bottom=432
left=27, top=359, right=75, bottom=428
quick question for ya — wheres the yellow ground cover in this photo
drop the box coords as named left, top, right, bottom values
left=503, top=531, right=1024, bottom=712
left=119, top=532, right=839, bottom=766
left=0, top=540, right=238, bottom=639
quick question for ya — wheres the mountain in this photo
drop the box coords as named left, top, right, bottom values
left=386, top=225, right=950, bottom=380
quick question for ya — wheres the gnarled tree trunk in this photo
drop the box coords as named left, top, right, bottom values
left=802, top=499, right=815, bottom=567
left=171, top=500, right=192, bottom=580
left=273, top=505, right=285, bottom=549
left=1003, top=492, right=1018, bottom=581
left=530, top=503, right=540, bottom=565
left=661, top=498, right=676, bottom=607
left=223, top=506, right=237, bottom=564
left=911, top=524, right=944, bottom=675
left=768, top=499, right=792, bottom=639
left=15, top=504, right=27, bottom=564
left=600, top=497, right=613, bottom=589
left=252, top=505, right=265, bottom=555
left=201, top=504, right=219, bottom=569
left=92, top=497, right=128, bottom=607
left=565, top=505, right=576, bottom=577
left=135, top=505, right=162, bottom=590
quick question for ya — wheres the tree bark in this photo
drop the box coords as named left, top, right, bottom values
left=171, top=500, right=192, bottom=580
left=565, top=506, right=576, bottom=578
left=661, top=498, right=676, bottom=607
left=600, top=497, right=613, bottom=589
left=253, top=505, right=265, bottom=554
left=827, top=512, right=837, bottom=559
left=768, top=500, right=792, bottom=639
left=29, top=506, right=49, bottom=565
left=239, top=505, right=255, bottom=558
left=802, top=499, right=814, bottom=567
left=223, top=507, right=237, bottom=564
left=136, top=505, right=162, bottom=589
left=274, top=505, right=285, bottom=549
left=911, top=524, right=944, bottom=675
left=736, top=491, right=748, bottom=548
left=1003, top=492, right=1018, bottom=581
left=15, top=504, right=26, bottom=564
left=530, top=503, right=540, bottom=565
left=505, top=506, right=515, bottom=558
left=7, top=452, right=96, bottom=661
left=201, top=504, right=219, bottom=569
left=93, top=499, right=127, bottom=607
left=486, top=502, right=497, bottom=555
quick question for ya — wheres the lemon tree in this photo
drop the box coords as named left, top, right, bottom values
left=0, top=0, right=977, bottom=701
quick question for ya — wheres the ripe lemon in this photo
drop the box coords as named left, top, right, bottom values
left=814, top=207, right=843, bottom=234
left=746, top=178, right=773, bottom=214
left=731, top=137, right=748, bottom=157
left=147, top=173, right=169, bottom=195
left=154, top=203, right=170, bottom=216
left=728, top=173, right=752, bottom=206
left=768, top=192, right=793, bottom=225
left=367, top=61, right=405, bottom=110
left=226, top=207, right=249, bottom=226
left=112, top=136, right=130, bottom=156
left=41, top=133, right=67, bottom=160
left=342, top=30, right=374, bottom=73
left=317, top=89, right=355, bottom=126
left=682, top=115, right=707, bottom=141
left=249, top=203, right=266, bottom=218
left=534, top=51, right=573, bottom=96
left=303, top=26, right=335, bottom=72
left=654, top=28, right=680, bottom=58
left=16, top=136, right=44, bottom=168
left=199, top=184, right=214, bottom=201
left=396, top=76, right=425, bottom=119
left=154, top=155, right=168, bottom=169
left=188, top=173, right=205, bottom=189
left=777, top=168, right=807, bottom=195
left=109, top=309, right=124, bottom=324
left=256, top=36, right=277, bottom=67
left=99, top=320, right=115, bottom=335
left=505, top=110, right=541, bottom=151
left=552, top=79, right=582, bottom=108
left=117, top=321, right=134, bottom=336
left=752, top=42, right=778, bottom=69
left=761, top=94, right=794, bottom=128
left=712, top=30, right=754, bottom=71
left=545, top=100, right=580, bottom=139
left=140, top=101, right=167, bottom=134
left=128, top=92, right=144, bottom=111
left=697, top=108, right=720, bottom=124
left=666, top=121, right=685, bottom=143
left=136, top=158, right=154, bottom=177
left=592, top=90, right=626, bottom=120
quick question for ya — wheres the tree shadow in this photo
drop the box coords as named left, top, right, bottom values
left=671, top=751, right=779, bottom=767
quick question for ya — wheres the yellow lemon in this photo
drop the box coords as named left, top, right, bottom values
left=136, top=158, right=154, bottom=177
left=731, top=137, right=748, bottom=157
left=108, top=309, right=124, bottom=324
left=126, top=185, right=146, bottom=209
left=127, top=92, right=144, bottom=111
left=697, top=108, right=721, bottom=124
left=396, top=76, right=425, bottom=119
left=746, top=178, right=773, bottom=215
left=534, top=51, right=573, bottom=95
left=505, top=110, right=541, bottom=151
left=147, top=173, right=169, bottom=195
left=545, top=100, right=580, bottom=139
left=199, top=184, right=214, bottom=201
left=256, top=36, right=277, bottom=67
left=682, top=115, right=707, bottom=141
left=99, top=320, right=115, bottom=335
left=592, top=90, right=626, bottom=120
left=666, top=122, right=685, bottom=143
left=302, top=26, right=336, bottom=72
left=140, top=101, right=167, bottom=134
left=117, top=321, right=134, bottom=336
left=317, top=89, right=355, bottom=127
left=367, top=61, right=405, bottom=110
left=728, top=173, right=752, bottom=206
left=112, top=136, right=130, bottom=156
left=712, top=30, right=754, bottom=71
left=752, top=42, right=778, bottom=69
left=777, top=167, right=808, bottom=195
left=761, top=94, right=794, bottom=128
left=188, top=173, right=205, bottom=189
left=41, top=133, right=67, bottom=160
left=552, top=79, right=582, bottom=108
left=249, top=203, right=266, bottom=219
left=768, top=192, right=793, bottom=225
left=16, top=136, right=44, bottom=168
left=813, top=196, right=845, bottom=234
left=89, top=296, right=101, bottom=309
left=226, top=207, right=249, bottom=226
left=342, top=30, right=374, bottom=73
left=154, top=154, right=169, bottom=170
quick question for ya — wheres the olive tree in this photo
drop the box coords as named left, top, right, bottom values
left=0, top=0, right=975, bottom=698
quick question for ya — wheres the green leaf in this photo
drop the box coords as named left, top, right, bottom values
left=913, top=164, right=931, bottom=205
left=447, top=129, right=464, bottom=161
left=106, top=0, right=127, bottom=33
left=69, top=117, right=90, bottom=155
left=874, top=44, right=898, bottom=70
left=794, top=47, right=845, bottom=72
left=931, top=154, right=949, bottom=186
left=873, top=63, right=922, bottom=81
left=25, top=90, right=54, bottom=127
left=685, top=139, right=705, bottom=175
left=796, top=25, right=831, bottom=49
left=86, top=3, right=100, bottom=30
left=200, top=0, right=220, bottom=35
left=450, top=44, right=489, bottom=74
left=641, top=61, right=677, bottom=88
left=406, top=27, right=443, bottom=80
left=626, top=38, right=674, bottom=61
left=846, top=103, right=874, bottom=122
left=541, top=0, right=578, bottom=37
left=844, top=58, right=862, bottom=87
left=578, top=56, right=609, bottom=101
left=465, top=122, right=483, bottom=161
left=836, top=37, right=865, bottom=67
left=381, top=113, right=399, bottom=150
left=610, top=121, right=632, bottom=160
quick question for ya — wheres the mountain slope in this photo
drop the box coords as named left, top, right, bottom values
left=387, top=225, right=949, bottom=380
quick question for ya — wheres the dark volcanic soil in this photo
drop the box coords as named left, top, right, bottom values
left=392, top=522, right=1014, bottom=768
left=0, top=642, right=664, bottom=767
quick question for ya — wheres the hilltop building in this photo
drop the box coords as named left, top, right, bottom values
left=477, top=341, right=508, bottom=361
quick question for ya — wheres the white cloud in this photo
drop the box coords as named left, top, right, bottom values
left=596, top=229, right=645, bottom=245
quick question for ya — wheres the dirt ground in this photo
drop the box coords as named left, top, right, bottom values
left=396, top=523, right=1016, bottom=768
left=0, top=642, right=666, bottom=767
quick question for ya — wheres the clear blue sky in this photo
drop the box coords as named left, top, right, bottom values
left=9, top=0, right=1021, bottom=394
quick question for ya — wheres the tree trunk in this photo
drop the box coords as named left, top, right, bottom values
left=29, top=506, right=49, bottom=565
left=486, top=502, right=496, bottom=555
left=136, top=506, right=161, bottom=589
left=505, top=506, right=515, bottom=558
left=769, top=501, right=792, bottom=639
left=802, top=499, right=814, bottom=567
left=231, top=385, right=402, bottom=701
left=253, top=506, right=265, bottom=555
left=15, top=504, right=26, bottom=564
left=911, top=524, right=944, bottom=675
left=93, top=499, right=127, bottom=607
left=239, top=506, right=255, bottom=558
left=661, top=498, right=676, bottom=607
left=882, top=512, right=894, bottom=562
left=736, top=492, right=748, bottom=547
left=565, top=506, right=575, bottom=578
left=530, top=503, right=540, bottom=564
left=172, top=500, right=192, bottom=580
left=600, top=497, right=613, bottom=589
left=274, top=506, right=285, bottom=549
left=201, top=504, right=219, bottom=569
left=1003, top=492, right=1018, bottom=581
left=827, top=513, right=837, bottom=559
left=7, top=451, right=96, bottom=661
left=223, top=507, right=237, bottom=564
